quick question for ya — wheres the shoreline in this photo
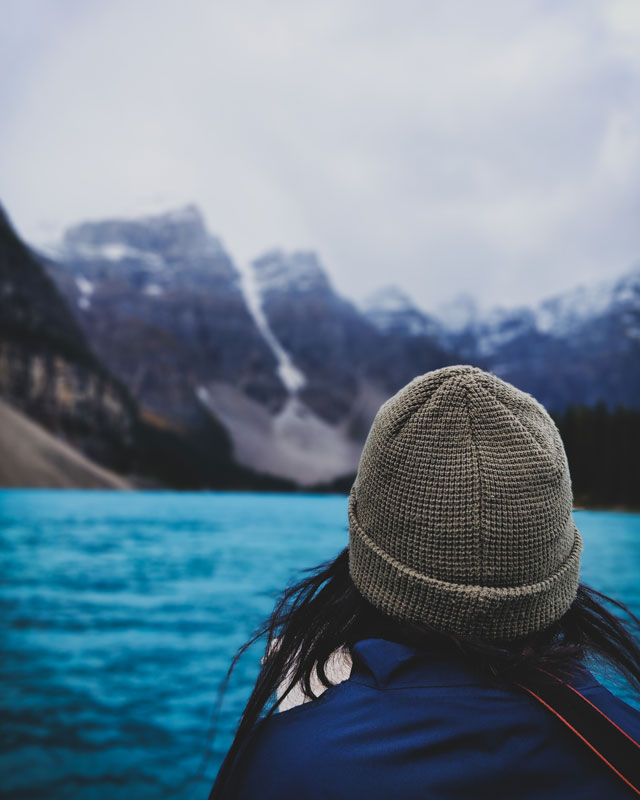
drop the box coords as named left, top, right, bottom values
left=1, top=484, right=638, bottom=513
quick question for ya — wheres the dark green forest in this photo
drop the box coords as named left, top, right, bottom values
left=553, top=404, right=640, bottom=510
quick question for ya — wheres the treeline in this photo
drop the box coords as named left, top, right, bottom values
left=553, top=403, right=640, bottom=510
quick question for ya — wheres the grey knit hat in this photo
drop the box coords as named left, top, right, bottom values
left=348, top=365, right=582, bottom=641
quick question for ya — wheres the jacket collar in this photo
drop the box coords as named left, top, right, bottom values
left=350, top=637, right=596, bottom=690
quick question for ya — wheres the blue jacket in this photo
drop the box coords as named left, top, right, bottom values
left=225, top=638, right=640, bottom=799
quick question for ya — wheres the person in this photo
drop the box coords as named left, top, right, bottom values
left=209, top=365, right=640, bottom=799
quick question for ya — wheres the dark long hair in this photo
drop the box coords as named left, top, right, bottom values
left=208, top=547, right=640, bottom=799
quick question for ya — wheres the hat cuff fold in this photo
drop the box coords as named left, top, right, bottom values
left=348, top=491, right=583, bottom=641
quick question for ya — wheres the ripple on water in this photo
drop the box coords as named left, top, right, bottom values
left=0, top=491, right=638, bottom=798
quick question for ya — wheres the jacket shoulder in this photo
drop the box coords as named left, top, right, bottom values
left=224, top=681, right=350, bottom=799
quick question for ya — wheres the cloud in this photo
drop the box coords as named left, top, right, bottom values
left=1, top=0, right=639, bottom=311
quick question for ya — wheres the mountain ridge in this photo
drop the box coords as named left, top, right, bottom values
left=11, top=200, right=638, bottom=487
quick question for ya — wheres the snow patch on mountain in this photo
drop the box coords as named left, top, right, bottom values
left=363, top=285, right=441, bottom=336
left=74, top=275, right=94, bottom=310
left=64, top=243, right=168, bottom=269
left=433, top=263, right=640, bottom=355
left=474, top=307, right=537, bottom=356
left=535, top=280, right=615, bottom=336
left=365, top=285, right=417, bottom=314
left=60, top=205, right=227, bottom=265
left=75, top=276, right=94, bottom=295
left=434, top=292, right=479, bottom=333
left=237, top=258, right=306, bottom=394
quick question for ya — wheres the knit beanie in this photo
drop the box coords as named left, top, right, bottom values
left=348, top=365, right=582, bottom=641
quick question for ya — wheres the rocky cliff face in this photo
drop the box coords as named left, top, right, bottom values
left=0, top=205, right=137, bottom=470
left=47, top=206, right=287, bottom=430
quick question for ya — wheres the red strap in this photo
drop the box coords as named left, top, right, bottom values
left=515, top=670, right=640, bottom=796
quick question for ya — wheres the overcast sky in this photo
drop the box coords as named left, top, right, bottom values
left=2, top=0, right=639, bottom=311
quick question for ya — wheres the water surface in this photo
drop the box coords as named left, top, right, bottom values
left=1, top=491, right=638, bottom=799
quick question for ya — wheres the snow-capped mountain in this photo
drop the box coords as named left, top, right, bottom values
left=435, top=264, right=640, bottom=360
left=432, top=263, right=640, bottom=412
left=252, top=249, right=333, bottom=297
left=535, top=265, right=640, bottom=338
left=195, top=248, right=372, bottom=484
left=44, top=213, right=393, bottom=484
left=536, top=284, right=612, bottom=337
left=37, top=201, right=639, bottom=486
left=46, top=206, right=288, bottom=431
left=363, top=285, right=443, bottom=338
left=361, top=286, right=459, bottom=394
left=57, top=204, right=233, bottom=293
left=251, top=248, right=381, bottom=426
left=434, top=292, right=479, bottom=334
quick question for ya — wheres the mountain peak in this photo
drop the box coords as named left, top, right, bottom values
left=363, top=285, right=439, bottom=337
left=251, top=249, right=333, bottom=296
left=534, top=264, right=640, bottom=336
left=434, top=292, right=479, bottom=333
left=363, top=285, right=418, bottom=315
left=61, top=204, right=224, bottom=261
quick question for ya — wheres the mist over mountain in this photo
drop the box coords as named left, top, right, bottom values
left=4, top=200, right=637, bottom=488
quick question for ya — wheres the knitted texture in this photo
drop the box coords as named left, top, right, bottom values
left=348, top=365, right=582, bottom=641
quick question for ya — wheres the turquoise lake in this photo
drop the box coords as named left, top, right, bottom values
left=1, top=490, right=639, bottom=799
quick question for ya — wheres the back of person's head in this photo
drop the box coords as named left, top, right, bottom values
left=209, top=366, right=640, bottom=799
left=349, top=364, right=581, bottom=640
